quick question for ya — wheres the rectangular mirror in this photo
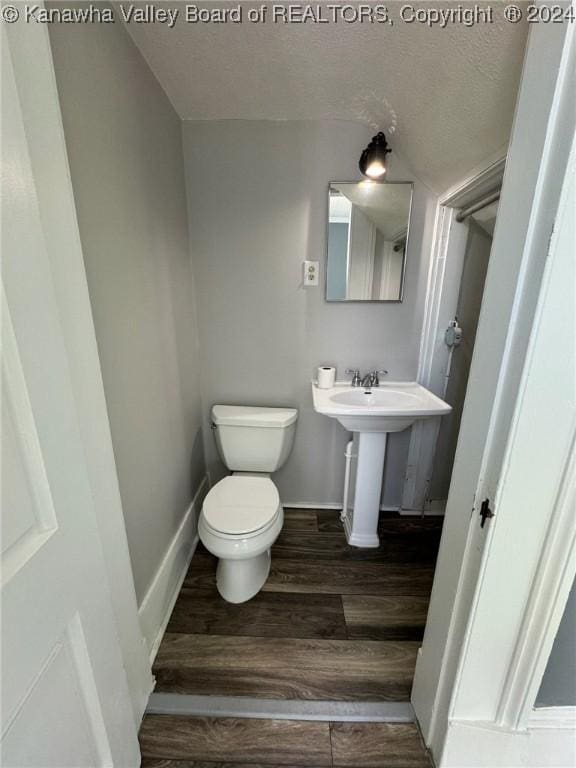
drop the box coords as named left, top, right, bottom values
left=326, top=181, right=413, bottom=302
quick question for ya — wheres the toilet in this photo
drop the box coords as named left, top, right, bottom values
left=198, top=405, right=298, bottom=603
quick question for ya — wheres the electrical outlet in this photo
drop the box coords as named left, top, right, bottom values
left=303, top=260, right=319, bottom=286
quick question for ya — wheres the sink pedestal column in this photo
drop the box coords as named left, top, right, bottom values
left=345, top=431, right=387, bottom=548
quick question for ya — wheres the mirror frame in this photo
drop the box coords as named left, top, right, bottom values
left=325, top=180, right=414, bottom=303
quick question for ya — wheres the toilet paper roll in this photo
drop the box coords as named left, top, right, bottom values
left=317, top=366, right=336, bottom=389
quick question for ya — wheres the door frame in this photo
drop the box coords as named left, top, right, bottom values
left=401, top=158, right=505, bottom=513
left=412, top=18, right=576, bottom=765
left=5, top=12, right=153, bottom=726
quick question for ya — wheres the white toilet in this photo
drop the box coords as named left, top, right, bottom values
left=198, top=405, right=298, bottom=603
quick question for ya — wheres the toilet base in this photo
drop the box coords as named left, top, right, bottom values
left=216, top=549, right=271, bottom=603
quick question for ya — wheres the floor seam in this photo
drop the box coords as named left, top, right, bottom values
left=328, top=720, right=335, bottom=767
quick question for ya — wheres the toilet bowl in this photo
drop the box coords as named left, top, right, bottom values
left=198, top=405, right=298, bottom=603
left=199, top=475, right=284, bottom=603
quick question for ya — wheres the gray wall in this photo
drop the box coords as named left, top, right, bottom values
left=49, top=14, right=204, bottom=603
left=183, top=120, right=436, bottom=507
left=536, top=578, right=576, bottom=708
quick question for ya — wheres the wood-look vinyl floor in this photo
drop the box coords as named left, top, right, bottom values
left=153, top=510, right=442, bottom=702
left=154, top=634, right=419, bottom=700
left=166, top=587, right=348, bottom=639
left=139, top=716, right=433, bottom=768
left=188, top=556, right=436, bottom=597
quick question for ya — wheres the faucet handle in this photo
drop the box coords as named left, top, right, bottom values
left=345, top=368, right=362, bottom=387
left=372, top=369, right=388, bottom=386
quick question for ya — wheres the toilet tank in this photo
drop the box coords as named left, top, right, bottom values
left=211, top=405, right=298, bottom=472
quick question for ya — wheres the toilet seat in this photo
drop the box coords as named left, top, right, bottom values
left=202, top=476, right=281, bottom=538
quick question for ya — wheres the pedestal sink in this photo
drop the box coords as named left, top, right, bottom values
left=312, top=382, right=451, bottom=547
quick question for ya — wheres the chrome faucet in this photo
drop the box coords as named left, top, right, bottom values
left=346, top=368, right=388, bottom=388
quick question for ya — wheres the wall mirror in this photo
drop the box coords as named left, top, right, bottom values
left=326, top=181, right=413, bottom=302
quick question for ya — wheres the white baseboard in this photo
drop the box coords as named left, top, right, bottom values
left=283, top=502, right=444, bottom=518
left=282, top=502, right=343, bottom=510
left=399, top=509, right=445, bottom=517
left=283, top=502, right=402, bottom=513
left=439, top=718, right=576, bottom=767
left=138, top=476, right=208, bottom=662
left=530, top=706, right=576, bottom=730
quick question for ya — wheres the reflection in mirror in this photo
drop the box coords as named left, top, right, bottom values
left=326, top=181, right=413, bottom=302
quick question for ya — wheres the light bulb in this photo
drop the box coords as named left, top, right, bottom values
left=366, top=161, right=386, bottom=179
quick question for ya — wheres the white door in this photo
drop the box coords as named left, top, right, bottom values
left=1, top=26, right=140, bottom=768
left=411, top=18, right=574, bottom=755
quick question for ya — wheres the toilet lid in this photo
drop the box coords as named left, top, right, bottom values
left=203, top=476, right=280, bottom=535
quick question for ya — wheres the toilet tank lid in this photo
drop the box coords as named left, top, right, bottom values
left=212, top=405, right=298, bottom=428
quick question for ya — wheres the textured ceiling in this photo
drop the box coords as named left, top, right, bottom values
left=124, top=3, right=528, bottom=191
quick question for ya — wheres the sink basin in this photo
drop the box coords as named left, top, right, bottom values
left=312, top=382, right=451, bottom=433
left=312, top=381, right=451, bottom=548
left=330, top=388, right=421, bottom=408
